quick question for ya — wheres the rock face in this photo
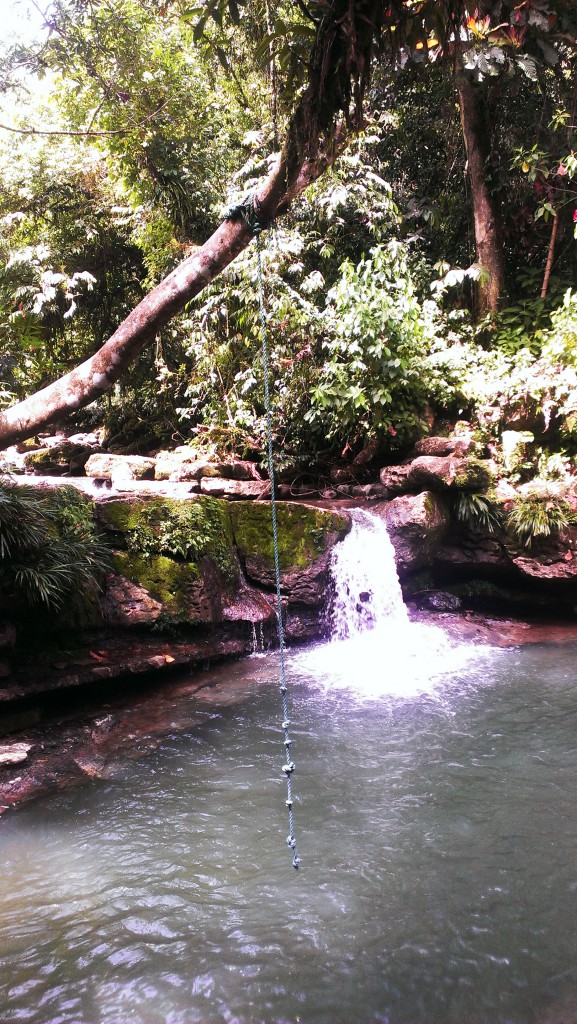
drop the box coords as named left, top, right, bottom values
left=0, top=489, right=351, bottom=707
left=97, top=495, right=350, bottom=629
left=229, top=501, right=350, bottom=604
left=377, top=491, right=450, bottom=574
left=376, top=434, right=577, bottom=617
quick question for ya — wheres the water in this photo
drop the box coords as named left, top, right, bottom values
left=0, top=514, right=576, bottom=1024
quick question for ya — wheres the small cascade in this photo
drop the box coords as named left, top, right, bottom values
left=292, top=506, right=478, bottom=699
left=328, top=508, right=408, bottom=639
left=250, top=621, right=265, bottom=654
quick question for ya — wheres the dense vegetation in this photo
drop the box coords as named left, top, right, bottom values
left=0, top=0, right=577, bottom=479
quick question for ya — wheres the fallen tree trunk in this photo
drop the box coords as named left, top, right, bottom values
left=0, top=148, right=337, bottom=449
left=0, top=0, right=383, bottom=450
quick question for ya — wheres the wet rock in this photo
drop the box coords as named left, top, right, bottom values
left=0, top=742, right=32, bottom=766
left=376, top=491, right=450, bottom=575
left=414, top=591, right=462, bottom=612
left=102, top=574, right=164, bottom=626
left=85, top=453, right=156, bottom=481
left=200, top=478, right=270, bottom=500
left=222, top=586, right=275, bottom=624
left=229, top=501, right=351, bottom=605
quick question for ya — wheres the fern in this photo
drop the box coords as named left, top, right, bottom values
left=456, top=492, right=502, bottom=534
left=0, top=480, right=109, bottom=612
left=506, top=495, right=571, bottom=548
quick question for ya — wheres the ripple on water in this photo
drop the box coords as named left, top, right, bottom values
left=0, top=636, right=576, bottom=1024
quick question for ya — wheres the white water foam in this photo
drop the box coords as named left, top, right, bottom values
left=328, top=508, right=408, bottom=639
left=295, top=508, right=486, bottom=700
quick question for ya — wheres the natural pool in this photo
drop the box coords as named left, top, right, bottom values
left=0, top=628, right=576, bottom=1024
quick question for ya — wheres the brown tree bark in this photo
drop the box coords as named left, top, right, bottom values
left=0, top=147, right=339, bottom=449
left=457, top=71, right=506, bottom=317
left=0, top=0, right=381, bottom=449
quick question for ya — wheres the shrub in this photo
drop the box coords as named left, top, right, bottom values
left=505, top=494, right=572, bottom=548
left=0, top=481, right=108, bottom=613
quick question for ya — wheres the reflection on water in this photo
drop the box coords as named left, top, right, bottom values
left=0, top=630, right=576, bottom=1024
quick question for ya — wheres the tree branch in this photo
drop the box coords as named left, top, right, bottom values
left=0, top=136, right=346, bottom=448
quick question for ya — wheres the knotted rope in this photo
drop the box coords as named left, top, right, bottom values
left=226, top=197, right=300, bottom=870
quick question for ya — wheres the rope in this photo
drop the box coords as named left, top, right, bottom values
left=255, top=227, right=300, bottom=872
left=225, top=195, right=300, bottom=868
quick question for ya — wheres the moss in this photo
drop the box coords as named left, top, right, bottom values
left=99, top=496, right=239, bottom=586
left=112, top=551, right=202, bottom=618
left=454, top=458, right=494, bottom=492
left=229, top=501, right=350, bottom=572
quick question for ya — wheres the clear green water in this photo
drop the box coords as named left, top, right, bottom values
left=0, top=633, right=576, bottom=1024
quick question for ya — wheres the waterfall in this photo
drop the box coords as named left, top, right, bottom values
left=293, top=506, right=479, bottom=699
left=328, top=508, right=408, bottom=639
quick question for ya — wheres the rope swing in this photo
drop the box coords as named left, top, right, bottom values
left=226, top=197, right=300, bottom=870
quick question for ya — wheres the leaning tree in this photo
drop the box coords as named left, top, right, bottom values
left=0, top=0, right=575, bottom=447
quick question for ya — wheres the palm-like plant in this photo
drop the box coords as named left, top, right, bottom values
left=0, top=480, right=108, bottom=613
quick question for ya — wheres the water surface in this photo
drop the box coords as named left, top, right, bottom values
left=0, top=633, right=576, bottom=1024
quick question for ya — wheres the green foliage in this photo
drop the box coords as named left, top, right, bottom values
left=0, top=481, right=109, bottom=612
left=303, top=240, right=452, bottom=452
left=455, top=492, right=502, bottom=534
left=506, top=493, right=572, bottom=548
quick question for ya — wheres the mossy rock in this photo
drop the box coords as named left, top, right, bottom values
left=453, top=457, right=495, bottom=491
left=23, top=442, right=93, bottom=476
left=111, top=551, right=209, bottom=621
left=229, top=501, right=350, bottom=590
left=409, top=455, right=494, bottom=493
left=98, top=496, right=239, bottom=588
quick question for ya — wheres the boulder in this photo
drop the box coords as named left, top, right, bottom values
left=229, top=501, right=351, bottom=605
left=24, top=441, right=98, bottom=476
left=376, top=491, right=450, bottom=575
left=156, top=451, right=263, bottom=483
left=413, top=435, right=475, bottom=458
left=408, top=455, right=494, bottom=492
left=379, top=463, right=414, bottom=496
left=85, top=454, right=156, bottom=481
left=350, top=483, right=388, bottom=499
left=200, top=478, right=270, bottom=500
left=154, top=450, right=202, bottom=481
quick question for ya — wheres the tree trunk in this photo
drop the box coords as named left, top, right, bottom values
left=457, top=71, right=506, bottom=317
left=541, top=213, right=559, bottom=299
left=0, top=0, right=380, bottom=449
left=0, top=148, right=336, bottom=449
